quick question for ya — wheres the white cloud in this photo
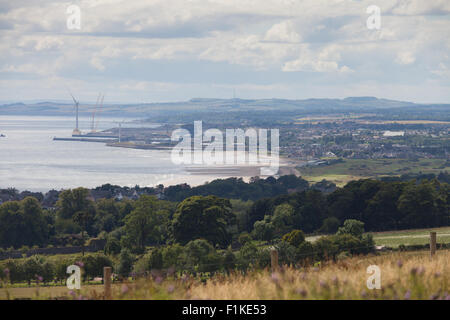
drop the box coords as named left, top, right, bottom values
left=264, top=20, right=301, bottom=43
left=431, top=63, right=450, bottom=78
left=0, top=0, right=449, bottom=102
left=395, top=51, right=415, bottom=65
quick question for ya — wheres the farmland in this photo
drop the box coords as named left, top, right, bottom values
left=371, top=227, right=450, bottom=248
left=300, top=158, right=449, bottom=186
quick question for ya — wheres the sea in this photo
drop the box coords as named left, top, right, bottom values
left=0, top=115, right=224, bottom=192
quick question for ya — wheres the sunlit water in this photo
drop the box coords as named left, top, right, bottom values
left=0, top=115, right=194, bottom=192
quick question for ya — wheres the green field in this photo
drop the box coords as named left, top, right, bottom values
left=299, top=158, right=449, bottom=186
left=370, top=226, right=450, bottom=248
left=305, top=226, right=450, bottom=248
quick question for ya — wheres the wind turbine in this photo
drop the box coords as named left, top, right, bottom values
left=113, top=120, right=125, bottom=143
left=95, top=94, right=105, bottom=133
left=91, top=93, right=102, bottom=133
left=69, top=91, right=82, bottom=136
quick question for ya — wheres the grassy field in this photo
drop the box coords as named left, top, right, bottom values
left=300, top=158, right=449, bottom=187
left=1, top=250, right=448, bottom=300
left=370, top=227, right=450, bottom=248
left=305, top=227, right=450, bottom=248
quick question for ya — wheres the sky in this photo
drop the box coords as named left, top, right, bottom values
left=0, top=0, right=450, bottom=104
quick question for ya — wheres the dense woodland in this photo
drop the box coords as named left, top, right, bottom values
left=0, top=175, right=449, bottom=283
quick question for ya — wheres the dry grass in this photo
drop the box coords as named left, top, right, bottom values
left=2, top=250, right=448, bottom=300
left=183, top=251, right=449, bottom=300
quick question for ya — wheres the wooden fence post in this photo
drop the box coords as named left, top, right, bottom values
left=270, top=249, right=278, bottom=273
left=430, top=232, right=437, bottom=257
left=104, top=267, right=112, bottom=299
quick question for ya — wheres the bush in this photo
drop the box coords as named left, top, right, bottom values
left=319, top=217, right=340, bottom=234
left=223, top=248, right=236, bottom=272
left=104, top=237, right=121, bottom=255
left=133, top=250, right=163, bottom=276
left=183, top=239, right=223, bottom=273
left=117, top=249, right=134, bottom=278
left=80, top=254, right=113, bottom=280
left=162, top=244, right=184, bottom=270
left=22, top=255, right=45, bottom=285
left=252, top=217, right=275, bottom=241
left=295, top=241, right=314, bottom=263
left=336, top=219, right=365, bottom=238
left=238, top=233, right=252, bottom=246
left=0, top=259, right=24, bottom=283
left=281, top=230, right=305, bottom=248
left=274, top=241, right=296, bottom=266
left=313, top=236, right=339, bottom=261
left=236, top=242, right=259, bottom=270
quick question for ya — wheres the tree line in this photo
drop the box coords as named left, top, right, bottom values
left=0, top=178, right=448, bottom=252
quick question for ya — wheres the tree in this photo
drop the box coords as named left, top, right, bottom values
left=123, top=196, right=169, bottom=253
left=182, top=239, right=222, bottom=273
left=22, top=255, right=44, bottom=286
left=363, top=182, right=405, bottom=231
left=236, top=242, right=259, bottom=270
left=336, top=219, right=365, bottom=238
left=0, top=198, right=49, bottom=249
left=271, top=203, right=294, bottom=236
left=252, top=216, right=275, bottom=241
left=223, top=247, right=236, bottom=272
left=318, top=217, right=340, bottom=234
left=20, top=197, right=49, bottom=247
left=172, top=196, right=235, bottom=247
left=56, top=188, right=92, bottom=220
left=117, top=248, right=134, bottom=279
left=73, top=210, right=95, bottom=256
left=397, top=181, right=441, bottom=229
left=104, top=236, right=121, bottom=255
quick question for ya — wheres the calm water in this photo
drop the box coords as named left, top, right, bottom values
left=0, top=115, right=192, bottom=192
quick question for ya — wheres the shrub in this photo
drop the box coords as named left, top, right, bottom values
left=117, top=249, right=134, bottom=278
left=183, top=239, right=223, bottom=273
left=104, top=236, right=121, bottom=255
left=295, top=241, right=314, bottom=263
left=336, top=219, right=365, bottom=238
left=238, top=233, right=252, bottom=246
left=281, top=230, right=305, bottom=248
left=236, top=242, right=259, bottom=270
left=162, top=244, right=184, bottom=270
left=223, top=248, right=236, bottom=272
left=319, top=217, right=340, bottom=234
left=274, top=241, right=297, bottom=266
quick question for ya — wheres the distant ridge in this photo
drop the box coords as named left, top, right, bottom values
left=0, top=97, right=445, bottom=117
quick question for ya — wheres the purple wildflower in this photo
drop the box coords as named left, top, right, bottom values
left=121, top=284, right=129, bottom=294
left=271, top=272, right=280, bottom=283
left=404, top=290, right=411, bottom=300
left=319, top=280, right=329, bottom=289
left=295, top=288, right=308, bottom=298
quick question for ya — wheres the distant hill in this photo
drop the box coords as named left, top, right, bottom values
left=0, top=97, right=446, bottom=118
